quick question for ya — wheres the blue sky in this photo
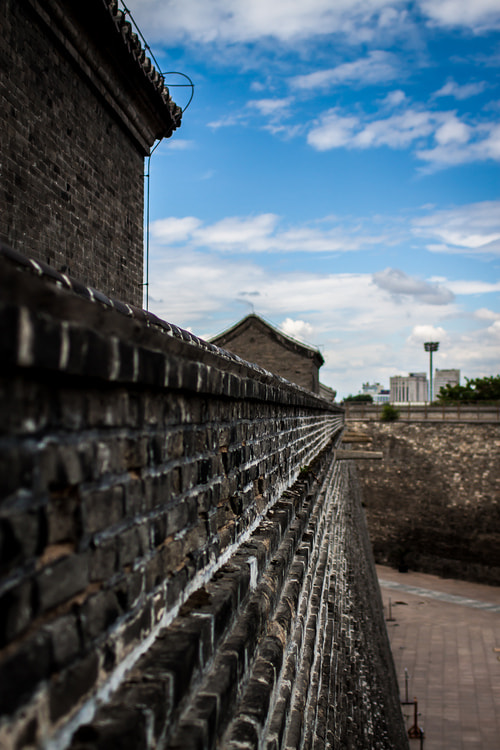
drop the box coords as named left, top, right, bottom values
left=130, top=0, right=500, bottom=398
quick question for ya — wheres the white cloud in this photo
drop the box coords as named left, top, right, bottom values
left=195, top=213, right=279, bottom=250
left=307, top=107, right=437, bottom=151
left=416, top=122, right=500, bottom=168
left=207, top=97, right=296, bottom=134
left=280, top=318, right=315, bottom=341
left=307, top=111, right=360, bottom=150
left=207, top=113, right=245, bottom=129
left=474, top=308, right=500, bottom=321
left=131, top=1, right=500, bottom=48
left=152, top=216, right=202, bottom=243
left=152, top=206, right=500, bottom=262
left=418, top=0, right=500, bottom=31
left=407, top=325, right=449, bottom=345
left=434, top=117, right=471, bottom=145
left=247, top=98, right=293, bottom=116
left=446, top=280, right=500, bottom=295
left=372, top=268, right=455, bottom=304
left=163, top=139, right=196, bottom=150
left=147, top=245, right=498, bottom=397
left=131, top=1, right=413, bottom=46
left=433, top=78, right=488, bottom=100
left=486, top=319, right=500, bottom=340
left=357, top=110, right=437, bottom=148
left=150, top=255, right=458, bottom=333
left=150, top=212, right=389, bottom=253
left=380, top=90, right=408, bottom=108
left=412, top=202, right=500, bottom=255
left=291, top=51, right=402, bottom=91
left=306, top=104, right=500, bottom=170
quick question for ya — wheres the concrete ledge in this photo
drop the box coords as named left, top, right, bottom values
left=335, top=449, right=383, bottom=460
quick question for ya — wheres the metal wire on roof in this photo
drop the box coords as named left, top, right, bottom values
left=119, top=2, right=194, bottom=112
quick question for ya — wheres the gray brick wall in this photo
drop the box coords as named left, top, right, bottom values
left=212, top=324, right=320, bottom=393
left=0, top=0, right=181, bottom=306
left=0, top=251, right=407, bottom=749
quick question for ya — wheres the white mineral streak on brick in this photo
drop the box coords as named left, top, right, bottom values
left=38, top=407, right=342, bottom=750
left=59, top=321, right=70, bottom=370
left=193, top=611, right=215, bottom=663
left=132, top=346, right=139, bottom=381
left=276, top=460, right=341, bottom=750
left=248, top=556, right=258, bottom=590
left=153, top=590, right=165, bottom=623
left=17, top=306, right=34, bottom=367
left=29, top=259, right=43, bottom=275
left=59, top=273, right=71, bottom=287
left=46, top=701, right=98, bottom=750
left=108, top=336, right=120, bottom=380
left=46, top=443, right=331, bottom=750
left=144, top=708, right=155, bottom=749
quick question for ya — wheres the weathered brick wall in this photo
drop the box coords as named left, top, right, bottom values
left=0, top=251, right=407, bottom=749
left=0, top=0, right=181, bottom=306
left=213, top=326, right=320, bottom=393
left=350, top=421, right=500, bottom=585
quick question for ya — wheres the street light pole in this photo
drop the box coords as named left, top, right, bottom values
left=424, top=342, right=439, bottom=402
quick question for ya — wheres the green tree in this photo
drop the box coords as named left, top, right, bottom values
left=437, top=375, right=500, bottom=403
left=343, top=393, right=373, bottom=403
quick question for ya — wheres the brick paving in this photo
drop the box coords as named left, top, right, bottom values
left=377, top=565, right=500, bottom=750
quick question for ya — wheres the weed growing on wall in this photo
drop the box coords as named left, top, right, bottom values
left=380, top=404, right=400, bottom=422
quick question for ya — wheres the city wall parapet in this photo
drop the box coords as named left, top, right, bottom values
left=0, top=250, right=407, bottom=749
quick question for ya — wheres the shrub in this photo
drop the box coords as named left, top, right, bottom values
left=380, top=403, right=400, bottom=422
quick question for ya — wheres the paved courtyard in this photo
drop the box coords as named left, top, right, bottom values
left=377, top=565, right=500, bottom=750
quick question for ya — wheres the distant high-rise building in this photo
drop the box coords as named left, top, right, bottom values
left=434, top=369, right=460, bottom=398
left=362, top=382, right=382, bottom=395
left=361, top=382, right=390, bottom=404
left=390, top=373, right=428, bottom=404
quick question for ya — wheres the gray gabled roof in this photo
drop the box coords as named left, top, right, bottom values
left=210, top=314, right=325, bottom=367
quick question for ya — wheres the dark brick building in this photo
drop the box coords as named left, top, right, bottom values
left=211, top=314, right=325, bottom=394
left=0, top=0, right=181, bottom=306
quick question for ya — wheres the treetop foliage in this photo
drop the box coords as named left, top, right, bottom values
left=436, top=375, right=500, bottom=403
left=343, top=394, right=373, bottom=403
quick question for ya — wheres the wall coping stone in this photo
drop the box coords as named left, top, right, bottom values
left=0, top=244, right=344, bottom=414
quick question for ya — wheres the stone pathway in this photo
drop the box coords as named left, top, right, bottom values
left=377, top=565, right=500, bottom=750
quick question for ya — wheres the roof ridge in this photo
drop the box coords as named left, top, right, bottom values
left=105, top=0, right=182, bottom=130
left=211, top=314, right=324, bottom=364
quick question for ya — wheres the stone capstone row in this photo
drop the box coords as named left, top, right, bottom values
left=68, top=453, right=408, bottom=750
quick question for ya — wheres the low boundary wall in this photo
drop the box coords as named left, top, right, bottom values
left=345, top=403, right=500, bottom=423
left=0, top=247, right=408, bottom=749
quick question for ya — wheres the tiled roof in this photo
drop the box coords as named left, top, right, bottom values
left=211, top=313, right=325, bottom=366
left=105, top=0, right=182, bottom=133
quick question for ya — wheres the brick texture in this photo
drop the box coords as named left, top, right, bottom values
left=0, top=0, right=181, bottom=306
left=211, top=315, right=323, bottom=394
left=351, top=421, right=500, bottom=585
left=0, top=251, right=407, bottom=749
